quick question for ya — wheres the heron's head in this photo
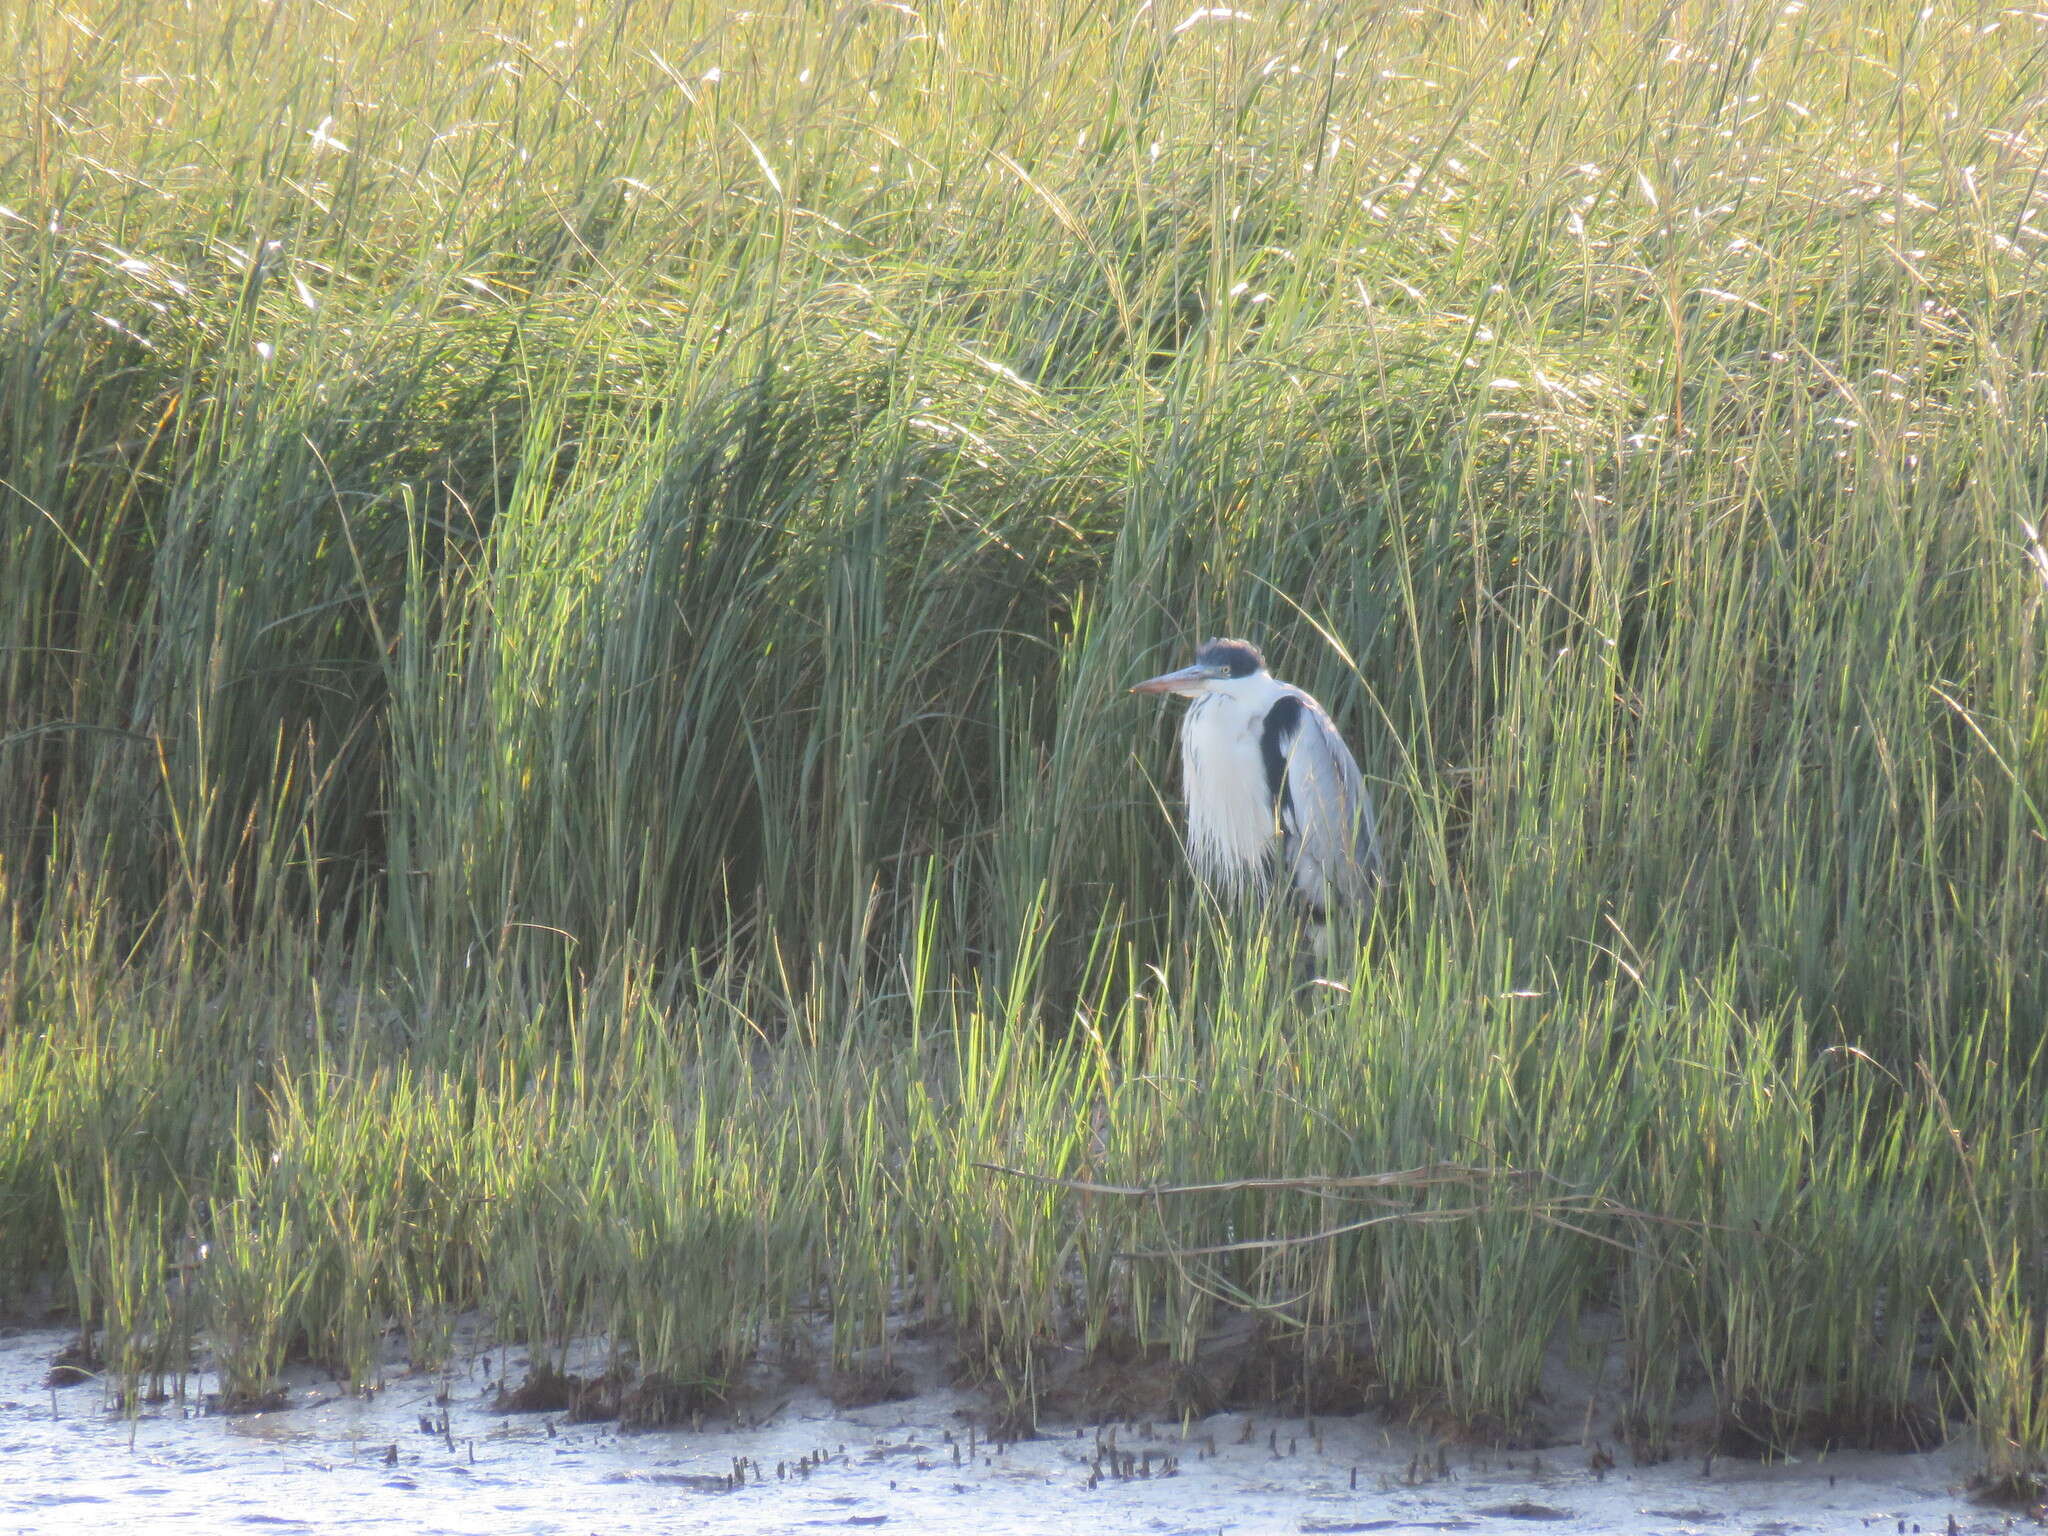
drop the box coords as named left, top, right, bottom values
left=1130, top=637, right=1267, bottom=698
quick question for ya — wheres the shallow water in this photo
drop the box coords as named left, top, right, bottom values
left=0, top=1323, right=2002, bottom=1535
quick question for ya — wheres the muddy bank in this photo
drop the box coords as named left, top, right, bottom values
left=0, top=1320, right=2017, bottom=1535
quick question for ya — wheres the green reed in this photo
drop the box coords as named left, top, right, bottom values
left=2, top=0, right=2044, bottom=1471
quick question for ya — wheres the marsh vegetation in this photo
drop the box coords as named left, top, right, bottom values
left=3, top=0, right=2046, bottom=1490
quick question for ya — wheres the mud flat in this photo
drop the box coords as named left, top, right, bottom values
left=1, top=1322, right=2012, bottom=1536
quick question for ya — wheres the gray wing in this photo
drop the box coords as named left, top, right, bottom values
left=1265, top=689, right=1382, bottom=910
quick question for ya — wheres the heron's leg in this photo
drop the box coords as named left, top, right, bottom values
left=1298, top=870, right=1344, bottom=983
left=1296, top=920, right=1354, bottom=1005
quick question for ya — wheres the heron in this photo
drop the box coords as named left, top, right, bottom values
left=1132, top=637, right=1381, bottom=961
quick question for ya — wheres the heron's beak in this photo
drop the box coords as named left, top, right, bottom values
left=1130, top=664, right=1216, bottom=696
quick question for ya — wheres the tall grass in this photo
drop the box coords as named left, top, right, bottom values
left=4, top=0, right=2045, bottom=1471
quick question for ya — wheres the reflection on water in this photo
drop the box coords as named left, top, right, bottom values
left=0, top=1324, right=1982, bottom=1535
